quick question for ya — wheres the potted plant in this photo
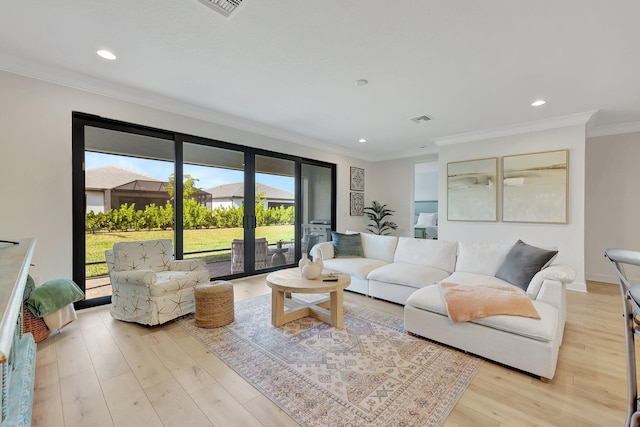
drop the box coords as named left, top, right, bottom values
left=364, top=201, right=398, bottom=235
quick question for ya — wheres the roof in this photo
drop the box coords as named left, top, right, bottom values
left=85, top=166, right=165, bottom=190
left=205, top=182, right=293, bottom=201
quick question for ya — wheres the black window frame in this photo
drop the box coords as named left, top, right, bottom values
left=72, top=112, right=336, bottom=309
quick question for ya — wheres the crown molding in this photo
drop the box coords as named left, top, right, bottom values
left=433, top=111, right=598, bottom=147
left=587, top=121, right=640, bottom=138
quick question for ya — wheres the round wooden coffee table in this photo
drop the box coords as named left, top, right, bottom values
left=266, top=268, right=350, bottom=328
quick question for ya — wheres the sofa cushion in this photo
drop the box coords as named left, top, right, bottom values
left=331, top=232, right=364, bottom=257
left=322, top=258, right=388, bottom=280
left=393, top=238, right=458, bottom=273
left=495, top=240, right=559, bottom=291
left=367, top=263, right=451, bottom=289
left=405, top=284, right=558, bottom=342
left=455, top=242, right=512, bottom=276
left=440, top=271, right=514, bottom=287
left=359, top=233, right=398, bottom=262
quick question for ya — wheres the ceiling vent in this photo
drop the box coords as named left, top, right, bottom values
left=411, top=115, right=432, bottom=123
left=197, top=0, right=244, bottom=18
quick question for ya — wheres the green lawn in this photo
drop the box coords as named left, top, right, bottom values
left=86, top=226, right=294, bottom=277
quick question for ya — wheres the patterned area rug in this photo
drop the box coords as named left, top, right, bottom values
left=178, top=294, right=482, bottom=427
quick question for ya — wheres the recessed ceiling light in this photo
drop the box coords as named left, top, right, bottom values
left=356, top=79, right=368, bottom=86
left=97, top=49, right=117, bottom=60
left=358, top=138, right=367, bottom=143
left=531, top=99, right=546, bottom=107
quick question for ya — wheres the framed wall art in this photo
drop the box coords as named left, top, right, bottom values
left=502, top=149, right=568, bottom=223
left=447, top=157, right=498, bottom=221
left=350, top=167, right=365, bottom=191
left=350, top=192, right=364, bottom=216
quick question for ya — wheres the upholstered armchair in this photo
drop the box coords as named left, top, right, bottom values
left=105, top=238, right=210, bottom=326
left=230, top=238, right=268, bottom=273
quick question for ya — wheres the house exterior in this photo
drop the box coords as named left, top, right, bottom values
left=204, top=182, right=294, bottom=209
left=85, top=166, right=169, bottom=213
left=85, top=167, right=292, bottom=213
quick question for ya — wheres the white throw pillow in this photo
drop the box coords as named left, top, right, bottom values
left=416, top=212, right=438, bottom=227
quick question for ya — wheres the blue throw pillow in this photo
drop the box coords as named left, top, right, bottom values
left=331, top=232, right=364, bottom=258
left=495, top=240, right=558, bottom=291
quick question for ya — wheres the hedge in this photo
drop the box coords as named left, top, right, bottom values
left=86, top=199, right=295, bottom=233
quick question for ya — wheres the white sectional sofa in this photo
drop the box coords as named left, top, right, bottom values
left=311, top=233, right=576, bottom=380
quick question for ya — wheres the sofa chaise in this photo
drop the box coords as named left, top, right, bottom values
left=311, top=232, right=576, bottom=380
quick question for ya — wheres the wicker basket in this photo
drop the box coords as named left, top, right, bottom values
left=22, top=306, right=51, bottom=343
left=194, top=281, right=234, bottom=328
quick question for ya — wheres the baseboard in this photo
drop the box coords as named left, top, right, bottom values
left=585, top=272, right=619, bottom=284
left=567, top=282, right=587, bottom=293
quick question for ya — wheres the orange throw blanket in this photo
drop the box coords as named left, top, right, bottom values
left=440, top=282, right=540, bottom=323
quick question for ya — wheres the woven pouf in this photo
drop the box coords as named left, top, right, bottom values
left=194, top=281, right=234, bottom=328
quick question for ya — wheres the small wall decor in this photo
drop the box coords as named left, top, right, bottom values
left=447, top=157, right=498, bottom=221
left=502, top=149, right=568, bottom=223
left=350, top=167, right=365, bottom=191
left=350, top=192, right=364, bottom=216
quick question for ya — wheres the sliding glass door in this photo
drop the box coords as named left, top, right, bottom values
left=255, top=155, right=296, bottom=268
left=73, top=113, right=336, bottom=308
left=181, top=141, right=246, bottom=276
left=76, top=122, right=176, bottom=305
left=301, top=163, right=334, bottom=252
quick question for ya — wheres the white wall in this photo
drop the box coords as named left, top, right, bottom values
left=0, top=71, right=370, bottom=281
left=414, top=161, right=439, bottom=201
left=586, top=131, right=640, bottom=283
left=438, top=125, right=587, bottom=290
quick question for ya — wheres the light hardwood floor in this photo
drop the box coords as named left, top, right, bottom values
left=32, top=278, right=628, bottom=426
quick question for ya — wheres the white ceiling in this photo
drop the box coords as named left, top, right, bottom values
left=1, top=1, right=639, bottom=161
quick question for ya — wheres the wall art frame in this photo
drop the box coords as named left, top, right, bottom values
left=502, top=149, right=569, bottom=223
left=350, top=192, right=364, bottom=216
left=350, top=167, right=365, bottom=191
left=447, top=157, right=498, bottom=221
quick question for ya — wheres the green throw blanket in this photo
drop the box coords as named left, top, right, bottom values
left=25, top=278, right=84, bottom=317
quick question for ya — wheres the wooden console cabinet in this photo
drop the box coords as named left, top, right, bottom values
left=0, top=238, right=36, bottom=426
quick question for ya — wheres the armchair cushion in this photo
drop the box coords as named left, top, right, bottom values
left=151, top=270, right=210, bottom=296
left=170, top=259, right=206, bottom=271
left=110, top=270, right=157, bottom=286
left=113, top=239, right=173, bottom=272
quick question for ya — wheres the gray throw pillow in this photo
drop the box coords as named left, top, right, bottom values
left=495, top=240, right=558, bottom=291
left=331, top=232, right=363, bottom=257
